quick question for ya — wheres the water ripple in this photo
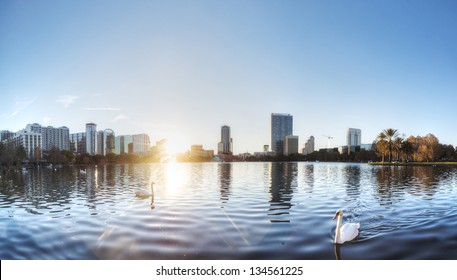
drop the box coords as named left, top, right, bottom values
left=1, top=163, right=457, bottom=259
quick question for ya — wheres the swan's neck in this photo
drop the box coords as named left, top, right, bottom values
left=334, top=215, right=342, bottom=244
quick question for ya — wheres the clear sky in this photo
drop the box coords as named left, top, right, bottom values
left=1, top=0, right=456, bottom=153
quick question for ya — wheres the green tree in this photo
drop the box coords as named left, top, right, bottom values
left=375, top=133, right=387, bottom=162
left=401, top=139, right=414, bottom=162
left=61, top=150, right=75, bottom=164
left=16, top=146, right=27, bottom=164
left=424, top=134, right=439, bottom=162
left=377, top=128, right=399, bottom=162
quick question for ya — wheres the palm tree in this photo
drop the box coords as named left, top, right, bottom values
left=376, top=128, right=399, bottom=162
left=394, top=137, right=403, bottom=162
left=376, top=133, right=387, bottom=163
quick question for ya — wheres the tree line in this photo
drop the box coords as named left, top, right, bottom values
left=0, top=143, right=164, bottom=167
left=0, top=143, right=27, bottom=166
left=374, top=128, right=457, bottom=163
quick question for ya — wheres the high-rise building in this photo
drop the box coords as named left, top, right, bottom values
left=115, top=135, right=133, bottom=155
left=96, top=130, right=104, bottom=155
left=104, top=129, right=115, bottom=155
left=218, top=125, right=233, bottom=156
left=132, top=134, right=151, bottom=155
left=271, top=113, right=293, bottom=155
left=1, top=130, right=15, bottom=142
left=285, top=135, right=299, bottom=156
left=23, top=123, right=69, bottom=152
left=6, top=126, right=42, bottom=160
left=86, top=123, right=97, bottom=155
left=95, top=129, right=116, bottom=156
left=70, top=132, right=86, bottom=155
left=303, top=136, right=315, bottom=155
left=346, top=128, right=361, bottom=147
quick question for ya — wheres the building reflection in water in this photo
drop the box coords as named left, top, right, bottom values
left=82, top=167, right=97, bottom=210
left=302, top=164, right=314, bottom=194
left=105, top=165, right=116, bottom=187
left=0, top=167, right=77, bottom=215
left=343, top=165, right=361, bottom=200
left=269, top=162, right=297, bottom=223
left=218, top=163, right=232, bottom=204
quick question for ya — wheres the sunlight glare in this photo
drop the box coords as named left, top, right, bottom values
left=165, top=162, right=187, bottom=194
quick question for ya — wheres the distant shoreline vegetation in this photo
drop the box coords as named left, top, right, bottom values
left=369, top=161, right=457, bottom=166
left=373, top=128, right=457, bottom=163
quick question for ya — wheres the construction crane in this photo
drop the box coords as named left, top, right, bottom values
left=322, top=135, right=333, bottom=149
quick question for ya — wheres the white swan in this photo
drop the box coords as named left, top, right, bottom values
left=80, top=169, right=87, bottom=175
left=333, top=210, right=360, bottom=244
left=135, top=182, right=155, bottom=198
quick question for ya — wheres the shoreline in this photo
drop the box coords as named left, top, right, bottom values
left=368, top=162, right=457, bottom=166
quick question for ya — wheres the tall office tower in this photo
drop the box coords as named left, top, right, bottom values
left=70, top=132, right=86, bottom=154
left=132, top=134, right=151, bottom=155
left=271, top=113, right=293, bottom=155
left=96, top=129, right=115, bottom=156
left=218, top=125, right=233, bottom=155
left=346, top=128, right=362, bottom=148
left=104, top=129, right=115, bottom=155
left=96, top=131, right=104, bottom=155
left=115, top=135, right=132, bottom=155
left=86, top=123, right=97, bottom=155
left=115, top=136, right=122, bottom=155
left=285, top=135, right=299, bottom=156
left=303, top=136, right=315, bottom=155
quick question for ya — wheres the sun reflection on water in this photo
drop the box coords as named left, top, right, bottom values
left=164, top=162, right=188, bottom=194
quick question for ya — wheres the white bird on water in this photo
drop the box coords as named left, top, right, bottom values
left=135, top=182, right=155, bottom=198
left=333, top=210, right=360, bottom=244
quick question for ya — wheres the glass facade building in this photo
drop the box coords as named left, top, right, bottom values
left=271, top=113, right=293, bottom=155
left=132, top=134, right=151, bottom=155
left=70, top=132, right=86, bottom=155
left=86, top=123, right=97, bottom=156
left=218, top=125, right=233, bottom=155
left=346, top=128, right=362, bottom=147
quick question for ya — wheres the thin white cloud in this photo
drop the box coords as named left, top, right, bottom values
left=110, top=114, right=127, bottom=122
left=3, top=97, right=36, bottom=119
left=56, top=95, right=79, bottom=108
left=84, top=107, right=121, bottom=111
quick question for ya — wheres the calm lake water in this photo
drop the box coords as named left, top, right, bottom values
left=1, top=162, right=457, bottom=260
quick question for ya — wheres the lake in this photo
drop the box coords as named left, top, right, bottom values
left=1, top=162, right=457, bottom=260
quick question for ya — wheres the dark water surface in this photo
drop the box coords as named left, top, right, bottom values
left=1, top=162, right=457, bottom=260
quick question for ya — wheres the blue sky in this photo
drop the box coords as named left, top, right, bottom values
left=1, top=0, right=456, bottom=153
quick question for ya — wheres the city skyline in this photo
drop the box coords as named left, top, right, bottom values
left=1, top=118, right=363, bottom=155
left=2, top=1, right=457, bottom=153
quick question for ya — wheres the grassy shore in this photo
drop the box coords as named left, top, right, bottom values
left=369, top=161, right=457, bottom=166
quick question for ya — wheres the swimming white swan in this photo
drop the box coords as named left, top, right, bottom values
left=333, top=210, right=360, bottom=244
left=80, top=169, right=87, bottom=175
left=135, top=182, right=155, bottom=198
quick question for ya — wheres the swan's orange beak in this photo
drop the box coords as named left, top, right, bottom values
left=332, top=212, right=340, bottom=220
